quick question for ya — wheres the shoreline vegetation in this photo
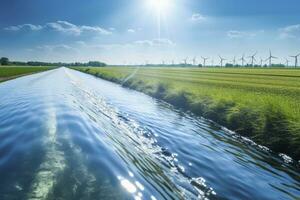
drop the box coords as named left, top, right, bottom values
left=0, top=66, right=54, bottom=83
left=74, top=67, right=300, bottom=162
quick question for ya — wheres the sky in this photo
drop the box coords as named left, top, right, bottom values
left=0, top=0, right=300, bottom=65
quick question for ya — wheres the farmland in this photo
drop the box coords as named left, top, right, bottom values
left=0, top=66, right=53, bottom=82
left=75, top=67, right=300, bottom=160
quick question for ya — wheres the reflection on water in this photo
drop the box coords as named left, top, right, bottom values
left=0, top=68, right=299, bottom=200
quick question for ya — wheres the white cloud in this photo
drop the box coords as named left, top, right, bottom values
left=80, top=25, right=112, bottom=35
left=36, top=44, right=78, bottom=52
left=28, top=37, right=175, bottom=60
left=227, top=31, right=248, bottom=38
left=4, top=24, right=43, bottom=31
left=227, top=30, right=264, bottom=39
left=127, top=29, right=136, bottom=33
left=127, top=28, right=142, bottom=33
left=25, top=48, right=34, bottom=52
left=4, top=21, right=112, bottom=36
left=78, top=39, right=175, bottom=50
left=190, top=13, right=206, bottom=22
left=134, top=40, right=152, bottom=46
left=134, top=38, right=175, bottom=47
left=279, top=24, right=300, bottom=39
left=75, top=41, right=86, bottom=46
left=64, top=38, right=175, bottom=52
left=46, top=21, right=81, bottom=35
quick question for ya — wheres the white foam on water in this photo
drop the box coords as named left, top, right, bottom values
left=66, top=69, right=216, bottom=199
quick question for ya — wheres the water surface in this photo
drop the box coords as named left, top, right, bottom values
left=0, top=68, right=299, bottom=200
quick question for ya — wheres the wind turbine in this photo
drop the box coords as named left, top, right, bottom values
left=285, top=59, right=290, bottom=68
left=201, top=56, right=209, bottom=67
left=232, top=56, right=236, bottom=66
left=290, top=53, right=300, bottom=68
left=172, top=60, right=175, bottom=65
left=219, top=55, right=226, bottom=67
left=183, top=57, right=188, bottom=66
left=260, top=58, right=264, bottom=67
left=248, top=52, right=257, bottom=67
left=192, top=57, right=197, bottom=66
left=239, top=54, right=246, bottom=67
left=211, top=58, right=214, bottom=67
left=265, top=50, right=277, bottom=67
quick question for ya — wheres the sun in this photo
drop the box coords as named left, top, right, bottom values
left=148, top=0, right=170, bottom=12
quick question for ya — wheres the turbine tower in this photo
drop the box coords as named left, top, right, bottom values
left=232, top=56, right=236, bottom=66
left=248, top=52, right=257, bottom=67
left=239, top=54, right=246, bottom=67
left=265, top=50, right=277, bottom=67
left=260, top=58, right=264, bottom=67
left=285, top=59, right=290, bottom=68
left=183, top=57, right=188, bottom=66
left=201, top=56, right=209, bottom=67
left=219, top=55, right=226, bottom=67
left=192, top=57, right=197, bottom=66
left=290, top=53, right=300, bottom=68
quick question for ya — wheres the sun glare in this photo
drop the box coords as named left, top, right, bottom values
left=148, top=0, right=170, bottom=12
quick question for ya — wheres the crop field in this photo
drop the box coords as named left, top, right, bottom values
left=75, top=67, right=300, bottom=159
left=0, top=66, right=53, bottom=82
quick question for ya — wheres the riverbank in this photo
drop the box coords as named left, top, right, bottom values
left=74, top=67, right=300, bottom=161
left=0, top=66, right=54, bottom=82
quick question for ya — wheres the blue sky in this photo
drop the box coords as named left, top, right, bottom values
left=0, top=0, right=300, bottom=65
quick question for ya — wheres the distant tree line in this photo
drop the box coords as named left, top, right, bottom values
left=222, top=63, right=285, bottom=68
left=0, top=56, right=288, bottom=68
left=0, top=57, right=107, bottom=67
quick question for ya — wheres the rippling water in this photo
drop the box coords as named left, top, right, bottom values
left=0, top=68, right=299, bottom=200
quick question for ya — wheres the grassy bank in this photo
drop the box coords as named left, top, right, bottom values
left=74, top=67, right=300, bottom=161
left=0, top=66, right=53, bottom=82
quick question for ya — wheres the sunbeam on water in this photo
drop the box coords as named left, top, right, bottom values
left=0, top=68, right=300, bottom=200
left=27, top=106, right=66, bottom=200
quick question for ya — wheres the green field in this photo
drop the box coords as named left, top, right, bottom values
left=75, top=67, right=300, bottom=160
left=0, top=66, right=53, bottom=82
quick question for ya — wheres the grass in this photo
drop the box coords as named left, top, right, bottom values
left=0, top=66, right=53, bottom=82
left=74, top=67, right=300, bottom=161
